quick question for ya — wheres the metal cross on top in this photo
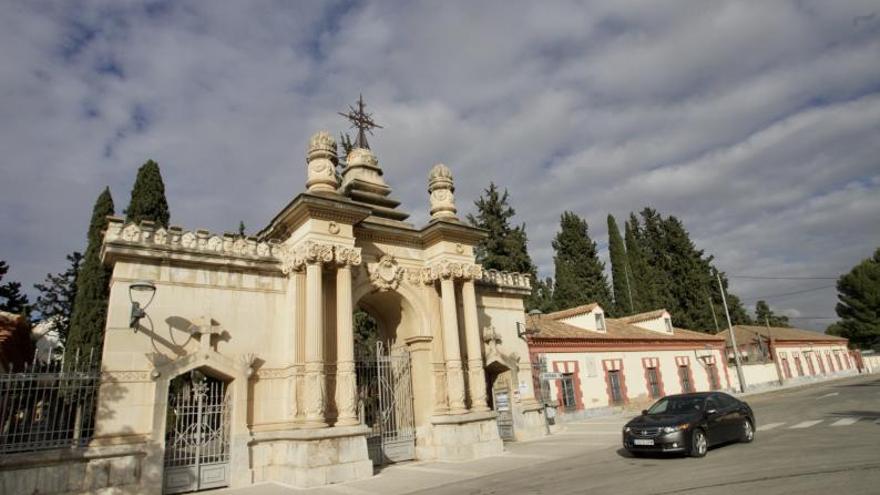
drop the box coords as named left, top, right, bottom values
left=338, top=94, right=383, bottom=150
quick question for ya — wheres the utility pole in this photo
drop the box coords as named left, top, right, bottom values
left=707, top=292, right=720, bottom=333
left=718, top=271, right=747, bottom=393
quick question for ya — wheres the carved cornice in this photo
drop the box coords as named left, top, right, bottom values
left=477, top=268, right=532, bottom=291
left=103, top=218, right=280, bottom=264
left=406, top=260, right=483, bottom=285
left=258, top=194, right=372, bottom=243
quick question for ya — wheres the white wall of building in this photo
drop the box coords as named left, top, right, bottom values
left=539, top=346, right=728, bottom=414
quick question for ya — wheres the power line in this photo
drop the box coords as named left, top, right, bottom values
left=729, top=275, right=837, bottom=280
left=742, top=285, right=836, bottom=302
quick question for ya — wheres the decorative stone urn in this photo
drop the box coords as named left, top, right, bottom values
left=428, top=163, right=457, bottom=220
left=306, top=131, right=339, bottom=194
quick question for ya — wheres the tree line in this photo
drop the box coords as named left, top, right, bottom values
left=466, top=182, right=878, bottom=345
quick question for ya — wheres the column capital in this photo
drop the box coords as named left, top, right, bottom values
left=278, top=241, right=348, bottom=275
left=334, top=245, right=362, bottom=267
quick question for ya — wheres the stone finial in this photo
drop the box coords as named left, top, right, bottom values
left=342, top=147, right=386, bottom=188
left=306, top=131, right=339, bottom=194
left=428, top=163, right=457, bottom=220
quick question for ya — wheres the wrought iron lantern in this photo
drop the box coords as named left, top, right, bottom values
left=129, top=281, right=156, bottom=331
left=517, top=309, right=543, bottom=339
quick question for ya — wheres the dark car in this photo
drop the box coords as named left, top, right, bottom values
left=622, top=392, right=755, bottom=457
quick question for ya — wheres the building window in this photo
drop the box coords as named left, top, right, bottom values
left=826, top=354, right=835, bottom=373
left=560, top=374, right=577, bottom=410
left=595, top=313, right=606, bottom=332
left=707, top=364, right=721, bottom=390
left=678, top=365, right=694, bottom=393
left=794, top=356, right=804, bottom=376
left=782, top=357, right=792, bottom=378
left=646, top=367, right=662, bottom=399
left=608, top=370, right=624, bottom=404
left=664, top=317, right=673, bottom=333
left=835, top=352, right=843, bottom=371
left=805, top=355, right=816, bottom=375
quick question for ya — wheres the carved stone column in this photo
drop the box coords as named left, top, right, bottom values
left=461, top=279, right=489, bottom=412
left=440, top=277, right=467, bottom=414
left=304, top=260, right=326, bottom=426
left=334, top=246, right=361, bottom=426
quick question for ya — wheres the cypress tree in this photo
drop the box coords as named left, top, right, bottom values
left=827, top=248, right=880, bottom=349
left=607, top=214, right=633, bottom=316
left=33, top=252, right=83, bottom=344
left=67, top=188, right=115, bottom=364
left=624, top=215, right=663, bottom=312
left=530, top=277, right=555, bottom=314
left=125, top=159, right=170, bottom=227
left=551, top=212, right=612, bottom=312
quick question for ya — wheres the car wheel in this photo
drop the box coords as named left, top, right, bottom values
left=741, top=419, right=755, bottom=443
left=690, top=429, right=707, bottom=458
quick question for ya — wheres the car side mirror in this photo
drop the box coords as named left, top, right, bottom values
left=641, top=409, right=648, bottom=416
left=705, top=408, right=718, bottom=416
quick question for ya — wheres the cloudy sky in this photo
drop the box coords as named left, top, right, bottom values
left=1, top=1, right=878, bottom=330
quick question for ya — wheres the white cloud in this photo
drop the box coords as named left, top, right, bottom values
left=1, top=0, right=879, bottom=331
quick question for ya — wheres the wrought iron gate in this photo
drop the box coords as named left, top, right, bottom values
left=163, top=372, right=231, bottom=494
left=356, top=342, right=415, bottom=465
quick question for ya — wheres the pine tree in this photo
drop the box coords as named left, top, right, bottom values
left=67, top=188, right=115, bottom=363
left=0, top=260, right=31, bottom=317
left=33, top=252, right=82, bottom=344
left=551, top=212, right=612, bottom=312
left=755, top=300, right=790, bottom=327
left=125, top=159, right=170, bottom=227
left=826, top=248, right=880, bottom=349
left=238, top=221, right=246, bottom=237
left=467, top=183, right=541, bottom=309
left=607, top=214, right=633, bottom=316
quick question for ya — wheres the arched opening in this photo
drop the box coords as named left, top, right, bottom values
left=163, top=368, right=232, bottom=494
left=485, top=361, right=516, bottom=441
left=353, top=289, right=420, bottom=465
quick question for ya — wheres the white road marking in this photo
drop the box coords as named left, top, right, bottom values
left=757, top=422, right=785, bottom=431
left=789, top=420, right=823, bottom=429
left=831, top=417, right=860, bottom=426
left=816, top=392, right=839, bottom=399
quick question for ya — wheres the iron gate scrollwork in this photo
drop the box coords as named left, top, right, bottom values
left=163, top=371, right=231, bottom=494
left=356, top=342, right=415, bottom=465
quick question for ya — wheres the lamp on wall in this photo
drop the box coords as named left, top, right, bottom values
left=129, top=281, right=157, bottom=332
left=517, top=309, right=543, bottom=339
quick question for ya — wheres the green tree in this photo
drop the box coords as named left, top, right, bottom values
left=529, top=276, right=555, bottom=314
left=33, top=252, right=83, bottom=344
left=466, top=183, right=545, bottom=310
left=624, top=214, right=663, bottom=312
left=754, top=300, right=790, bottom=327
left=67, top=188, right=115, bottom=364
left=125, top=159, right=170, bottom=227
left=467, top=183, right=536, bottom=275
left=238, top=221, right=247, bottom=238
left=826, top=248, right=880, bottom=349
left=551, top=212, right=612, bottom=312
left=0, top=260, right=31, bottom=317
left=607, top=214, right=633, bottom=316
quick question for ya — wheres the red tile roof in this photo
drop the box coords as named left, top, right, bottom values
left=617, top=309, right=669, bottom=325
left=545, top=303, right=600, bottom=320
left=527, top=313, right=723, bottom=343
left=717, top=325, right=847, bottom=345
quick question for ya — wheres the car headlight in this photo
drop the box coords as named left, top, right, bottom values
left=661, top=424, right=690, bottom=434
left=623, top=426, right=632, bottom=433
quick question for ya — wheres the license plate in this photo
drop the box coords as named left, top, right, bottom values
left=633, top=439, right=654, bottom=446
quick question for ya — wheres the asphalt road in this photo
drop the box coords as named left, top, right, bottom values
left=417, top=375, right=880, bottom=495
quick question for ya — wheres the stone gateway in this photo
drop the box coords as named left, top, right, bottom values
left=86, top=131, right=544, bottom=493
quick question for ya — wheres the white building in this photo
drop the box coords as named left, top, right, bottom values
left=526, top=305, right=728, bottom=421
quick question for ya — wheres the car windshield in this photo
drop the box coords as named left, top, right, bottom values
left=647, top=396, right=705, bottom=415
